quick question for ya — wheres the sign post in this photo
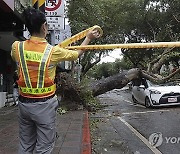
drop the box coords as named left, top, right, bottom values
left=45, top=0, right=70, bottom=71
left=46, top=16, right=64, bottom=30
left=45, top=0, right=64, bottom=30
left=45, top=0, right=65, bottom=45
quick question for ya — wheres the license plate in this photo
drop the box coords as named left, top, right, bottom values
left=168, top=97, right=177, bottom=102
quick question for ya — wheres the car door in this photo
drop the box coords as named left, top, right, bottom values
left=134, top=79, right=148, bottom=105
left=136, top=85, right=146, bottom=105
left=132, top=85, right=140, bottom=101
left=132, top=79, right=147, bottom=104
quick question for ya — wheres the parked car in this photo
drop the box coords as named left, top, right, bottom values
left=131, top=79, right=180, bottom=108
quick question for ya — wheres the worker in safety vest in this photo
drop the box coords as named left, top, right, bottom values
left=11, top=7, right=101, bottom=154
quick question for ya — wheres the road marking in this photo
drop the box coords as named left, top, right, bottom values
left=122, top=109, right=170, bottom=115
left=117, top=95, right=143, bottom=106
left=117, top=116, right=162, bottom=154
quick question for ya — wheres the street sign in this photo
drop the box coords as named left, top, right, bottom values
left=46, top=16, right=64, bottom=30
left=54, top=30, right=64, bottom=44
left=54, top=25, right=72, bottom=44
left=45, top=0, right=64, bottom=16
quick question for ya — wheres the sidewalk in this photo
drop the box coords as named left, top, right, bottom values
left=0, top=106, right=91, bottom=154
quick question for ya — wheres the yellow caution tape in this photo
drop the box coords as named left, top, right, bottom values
left=65, top=42, right=180, bottom=50
left=59, top=25, right=180, bottom=50
left=59, top=25, right=103, bottom=48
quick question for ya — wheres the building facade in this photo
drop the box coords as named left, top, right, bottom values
left=0, top=0, right=33, bottom=93
left=0, top=1, right=32, bottom=108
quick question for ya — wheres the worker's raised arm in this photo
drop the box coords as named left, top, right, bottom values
left=77, top=29, right=101, bottom=57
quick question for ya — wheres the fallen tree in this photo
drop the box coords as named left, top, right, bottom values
left=56, top=54, right=180, bottom=111
left=60, top=0, right=180, bottom=111
left=56, top=68, right=140, bottom=111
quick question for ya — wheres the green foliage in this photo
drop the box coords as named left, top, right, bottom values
left=66, top=0, right=180, bottom=73
left=114, top=58, right=133, bottom=70
left=79, top=77, right=101, bottom=111
left=87, top=62, right=115, bottom=79
left=57, top=107, right=67, bottom=115
left=87, top=59, right=132, bottom=80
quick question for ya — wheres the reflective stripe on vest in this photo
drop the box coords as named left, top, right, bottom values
left=19, top=84, right=56, bottom=94
left=19, top=42, right=32, bottom=88
left=19, top=42, right=53, bottom=94
left=38, top=44, right=52, bottom=88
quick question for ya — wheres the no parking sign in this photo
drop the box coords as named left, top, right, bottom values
left=45, top=0, right=65, bottom=30
left=45, top=0, right=64, bottom=16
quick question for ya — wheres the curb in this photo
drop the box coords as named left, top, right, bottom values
left=82, top=111, right=91, bottom=154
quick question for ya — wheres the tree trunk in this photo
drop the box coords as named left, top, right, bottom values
left=57, top=67, right=179, bottom=111
left=89, top=68, right=140, bottom=96
left=57, top=68, right=140, bottom=108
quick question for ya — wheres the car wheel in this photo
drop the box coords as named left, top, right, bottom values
left=132, top=95, right=137, bottom=104
left=145, top=97, right=151, bottom=108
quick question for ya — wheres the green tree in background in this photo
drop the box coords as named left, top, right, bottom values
left=66, top=0, right=179, bottom=75
left=57, top=0, right=180, bottom=108
left=87, top=58, right=132, bottom=80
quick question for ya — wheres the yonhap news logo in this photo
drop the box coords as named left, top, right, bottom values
left=149, top=132, right=180, bottom=147
left=149, top=132, right=163, bottom=147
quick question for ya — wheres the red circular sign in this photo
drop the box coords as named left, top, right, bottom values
left=45, top=0, right=62, bottom=11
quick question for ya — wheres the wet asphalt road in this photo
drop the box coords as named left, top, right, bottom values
left=90, top=88, right=180, bottom=154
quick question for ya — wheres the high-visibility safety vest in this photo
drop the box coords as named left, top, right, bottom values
left=17, top=41, right=56, bottom=98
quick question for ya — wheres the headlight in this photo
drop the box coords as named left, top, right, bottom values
left=150, top=90, right=161, bottom=94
